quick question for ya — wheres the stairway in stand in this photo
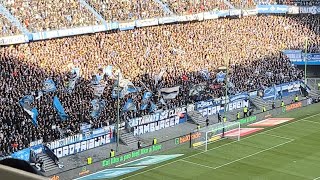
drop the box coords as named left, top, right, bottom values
left=187, top=111, right=207, bottom=126
left=120, top=132, right=139, bottom=148
left=38, top=153, right=59, bottom=172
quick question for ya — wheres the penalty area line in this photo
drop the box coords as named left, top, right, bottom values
left=180, top=139, right=293, bottom=171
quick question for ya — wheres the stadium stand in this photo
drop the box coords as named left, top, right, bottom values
left=0, top=14, right=21, bottom=36
left=87, top=0, right=169, bottom=21
left=2, top=0, right=100, bottom=32
left=1, top=13, right=319, bottom=160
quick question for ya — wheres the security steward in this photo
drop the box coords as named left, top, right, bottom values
left=223, top=116, right=227, bottom=122
left=236, top=112, right=241, bottom=120
left=243, top=106, right=248, bottom=118
left=281, top=100, right=285, bottom=107
left=152, top=137, right=157, bottom=145
left=262, top=106, right=266, bottom=112
left=110, top=149, right=115, bottom=158
left=294, top=95, right=299, bottom=102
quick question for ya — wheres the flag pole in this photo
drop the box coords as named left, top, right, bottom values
left=224, top=58, right=229, bottom=123
left=116, top=71, right=120, bottom=152
left=304, top=37, right=308, bottom=84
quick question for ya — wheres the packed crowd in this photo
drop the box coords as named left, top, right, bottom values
left=3, top=0, right=319, bottom=37
left=87, top=0, right=169, bottom=21
left=0, top=14, right=320, bottom=157
left=2, top=0, right=100, bottom=34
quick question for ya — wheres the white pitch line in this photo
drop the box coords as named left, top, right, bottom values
left=120, top=112, right=320, bottom=180
left=263, top=133, right=295, bottom=141
left=211, top=139, right=294, bottom=170
left=179, top=159, right=215, bottom=169
left=180, top=139, right=293, bottom=171
left=313, top=177, right=320, bottom=180
left=300, top=119, right=320, bottom=125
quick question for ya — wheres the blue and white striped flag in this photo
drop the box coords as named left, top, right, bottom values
left=160, top=86, right=180, bottom=100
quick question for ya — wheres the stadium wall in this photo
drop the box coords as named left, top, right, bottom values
left=1, top=5, right=320, bottom=46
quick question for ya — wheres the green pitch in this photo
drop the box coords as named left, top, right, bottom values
left=119, top=103, right=320, bottom=180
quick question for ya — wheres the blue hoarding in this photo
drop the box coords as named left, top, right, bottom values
left=283, top=50, right=320, bottom=65
left=257, top=5, right=288, bottom=14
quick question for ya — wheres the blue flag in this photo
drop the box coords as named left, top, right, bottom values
left=19, top=95, right=38, bottom=127
left=199, top=69, right=211, bottom=80
left=53, top=96, right=69, bottom=120
left=90, top=99, right=106, bottom=119
left=216, top=71, right=226, bottom=83
left=123, top=98, right=137, bottom=112
left=30, top=108, right=39, bottom=127
left=91, top=74, right=102, bottom=85
left=149, top=101, right=158, bottom=112
left=111, top=84, right=141, bottom=99
left=141, top=92, right=152, bottom=110
left=43, top=79, right=57, bottom=93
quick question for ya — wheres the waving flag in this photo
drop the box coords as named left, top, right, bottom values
left=189, top=83, right=206, bottom=96
left=92, top=82, right=107, bottom=97
left=53, top=96, right=69, bottom=121
left=141, top=92, right=152, bottom=110
left=199, top=69, right=210, bottom=80
left=112, top=81, right=140, bottom=98
left=91, top=74, right=103, bottom=85
left=103, top=65, right=113, bottom=76
left=155, top=68, right=166, bottom=86
left=90, top=99, right=106, bottom=119
left=123, top=98, right=137, bottom=112
left=160, top=86, right=180, bottom=99
left=216, top=71, right=226, bottom=83
left=19, top=95, right=38, bottom=127
left=43, top=79, right=57, bottom=94
left=66, top=67, right=80, bottom=93
left=149, top=101, right=158, bottom=112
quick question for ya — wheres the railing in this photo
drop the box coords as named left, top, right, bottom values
left=43, top=146, right=59, bottom=164
left=307, top=78, right=320, bottom=90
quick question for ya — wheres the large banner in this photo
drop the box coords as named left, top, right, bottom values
left=128, top=106, right=187, bottom=136
left=11, top=145, right=43, bottom=162
left=196, top=93, right=249, bottom=116
left=47, top=126, right=114, bottom=158
left=262, top=81, right=302, bottom=100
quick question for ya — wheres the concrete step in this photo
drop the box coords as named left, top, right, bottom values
left=120, top=132, right=139, bottom=146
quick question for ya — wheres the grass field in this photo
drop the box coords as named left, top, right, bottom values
left=118, top=103, right=320, bottom=180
